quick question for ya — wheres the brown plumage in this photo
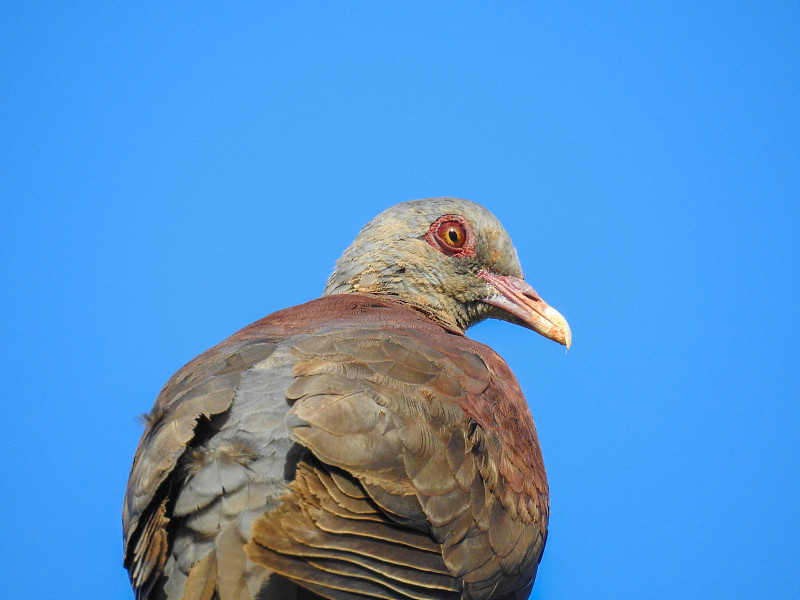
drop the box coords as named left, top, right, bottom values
left=123, top=198, right=570, bottom=600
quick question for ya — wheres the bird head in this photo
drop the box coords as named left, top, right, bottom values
left=324, top=197, right=571, bottom=348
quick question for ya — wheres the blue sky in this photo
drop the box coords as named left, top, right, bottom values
left=2, top=3, right=798, bottom=599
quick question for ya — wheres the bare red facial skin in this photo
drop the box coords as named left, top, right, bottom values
left=424, top=215, right=477, bottom=257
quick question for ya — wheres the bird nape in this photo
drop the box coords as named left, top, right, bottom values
left=123, top=197, right=571, bottom=600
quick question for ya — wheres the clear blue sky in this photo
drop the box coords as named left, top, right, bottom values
left=2, top=3, right=798, bottom=599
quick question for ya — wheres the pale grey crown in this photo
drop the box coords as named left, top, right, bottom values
left=324, top=197, right=524, bottom=331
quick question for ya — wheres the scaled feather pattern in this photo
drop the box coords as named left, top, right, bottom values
left=123, top=198, right=571, bottom=600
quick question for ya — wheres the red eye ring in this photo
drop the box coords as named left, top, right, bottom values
left=425, top=215, right=476, bottom=256
left=437, top=221, right=467, bottom=248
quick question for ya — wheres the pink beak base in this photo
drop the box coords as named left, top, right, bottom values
left=479, top=271, right=572, bottom=349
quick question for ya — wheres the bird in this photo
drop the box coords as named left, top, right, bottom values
left=123, top=197, right=571, bottom=600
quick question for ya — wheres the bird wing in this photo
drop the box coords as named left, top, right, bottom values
left=123, top=295, right=547, bottom=600
left=123, top=329, right=286, bottom=599
left=247, top=321, right=548, bottom=600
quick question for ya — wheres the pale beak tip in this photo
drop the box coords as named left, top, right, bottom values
left=543, top=305, right=572, bottom=350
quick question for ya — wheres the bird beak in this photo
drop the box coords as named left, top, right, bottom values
left=479, top=271, right=572, bottom=349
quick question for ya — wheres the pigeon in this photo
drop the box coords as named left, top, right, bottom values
left=123, top=197, right=571, bottom=600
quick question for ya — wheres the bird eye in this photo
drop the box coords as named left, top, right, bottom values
left=437, top=221, right=467, bottom=248
left=425, top=215, right=475, bottom=257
